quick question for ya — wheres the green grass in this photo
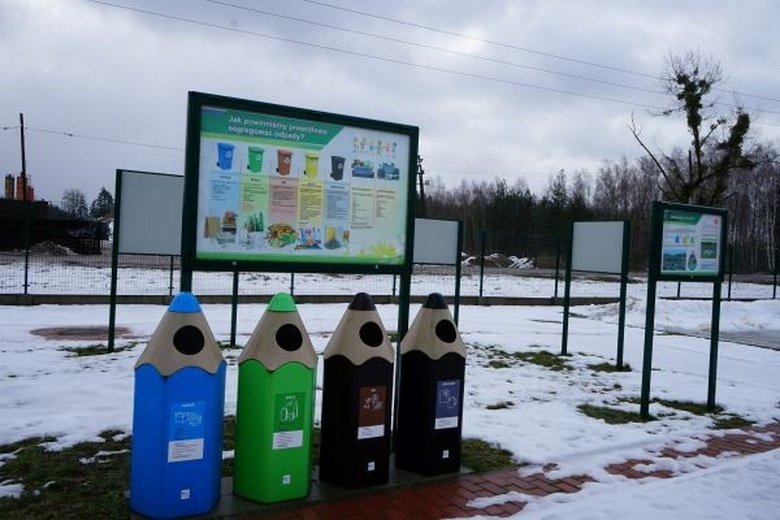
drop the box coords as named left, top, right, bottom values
left=218, top=341, right=242, bottom=350
left=587, top=362, right=632, bottom=373
left=486, top=401, right=515, bottom=410
left=0, top=430, right=131, bottom=520
left=655, top=399, right=724, bottom=416
left=473, top=343, right=571, bottom=372
left=0, top=416, right=519, bottom=517
left=460, top=438, right=518, bottom=473
left=513, top=350, right=571, bottom=371
left=713, top=415, right=755, bottom=430
left=577, top=403, right=654, bottom=424
left=59, top=343, right=136, bottom=357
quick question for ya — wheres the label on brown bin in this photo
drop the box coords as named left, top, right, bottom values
left=357, top=386, right=386, bottom=440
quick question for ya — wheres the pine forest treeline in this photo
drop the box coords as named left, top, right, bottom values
left=421, top=149, right=779, bottom=273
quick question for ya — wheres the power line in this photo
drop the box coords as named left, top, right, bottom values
left=295, top=0, right=780, bottom=105
left=25, top=126, right=183, bottom=151
left=86, top=0, right=663, bottom=111
left=206, top=0, right=664, bottom=98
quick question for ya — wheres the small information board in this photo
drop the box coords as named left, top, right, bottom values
left=653, top=202, right=727, bottom=282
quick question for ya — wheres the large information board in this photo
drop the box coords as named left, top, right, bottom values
left=652, top=202, right=727, bottom=281
left=182, top=92, right=418, bottom=274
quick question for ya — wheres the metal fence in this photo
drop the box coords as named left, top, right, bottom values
left=1, top=249, right=777, bottom=301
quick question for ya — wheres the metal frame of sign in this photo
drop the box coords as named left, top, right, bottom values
left=561, top=220, right=631, bottom=368
left=109, top=169, right=183, bottom=350
left=180, top=92, right=419, bottom=352
left=412, top=217, right=464, bottom=324
left=180, top=92, right=419, bottom=284
left=640, top=201, right=728, bottom=418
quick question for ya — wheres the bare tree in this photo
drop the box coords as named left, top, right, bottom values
left=61, top=188, right=88, bottom=218
left=629, top=51, right=754, bottom=205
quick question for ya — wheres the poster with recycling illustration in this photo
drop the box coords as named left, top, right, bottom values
left=183, top=92, right=417, bottom=273
left=656, top=204, right=726, bottom=280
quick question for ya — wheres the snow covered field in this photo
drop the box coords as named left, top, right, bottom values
left=1, top=273, right=779, bottom=517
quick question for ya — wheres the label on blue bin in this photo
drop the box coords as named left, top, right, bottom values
left=273, top=392, right=304, bottom=450
left=167, top=400, right=206, bottom=463
left=435, top=380, right=460, bottom=430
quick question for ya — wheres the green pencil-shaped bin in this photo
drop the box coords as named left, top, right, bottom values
left=233, top=293, right=317, bottom=503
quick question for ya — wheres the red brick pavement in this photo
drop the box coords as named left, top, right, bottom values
left=247, top=423, right=780, bottom=519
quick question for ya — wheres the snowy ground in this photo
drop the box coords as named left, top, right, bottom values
left=1, top=274, right=779, bottom=517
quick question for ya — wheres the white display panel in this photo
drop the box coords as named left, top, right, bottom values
left=117, top=171, right=183, bottom=255
left=570, top=221, right=626, bottom=274
left=413, top=218, right=459, bottom=265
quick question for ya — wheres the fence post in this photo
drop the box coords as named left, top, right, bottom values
left=168, top=255, right=175, bottom=297
left=478, top=230, right=486, bottom=298
left=554, top=236, right=561, bottom=300
left=290, top=272, right=295, bottom=296
left=774, top=247, right=778, bottom=300
left=727, top=244, right=734, bottom=301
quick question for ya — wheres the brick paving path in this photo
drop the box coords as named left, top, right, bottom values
left=246, top=422, right=780, bottom=519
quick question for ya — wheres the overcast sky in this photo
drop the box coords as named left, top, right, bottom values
left=2, top=0, right=779, bottom=203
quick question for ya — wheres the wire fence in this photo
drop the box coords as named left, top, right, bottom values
left=1, top=249, right=777, bottom=301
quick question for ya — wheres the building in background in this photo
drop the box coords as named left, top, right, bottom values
left=3, top=174, right=35, bottom=202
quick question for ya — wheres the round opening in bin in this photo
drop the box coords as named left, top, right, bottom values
left=359, top=321, right=384, bottom=347
left=435, top=319, right=457, bottom=343
left=173, top=325, right=205, bottom=355
left=276, top=323, right=303, bottom=352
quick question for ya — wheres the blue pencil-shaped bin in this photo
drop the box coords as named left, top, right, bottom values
left=130, top=292, right=226, bottom=519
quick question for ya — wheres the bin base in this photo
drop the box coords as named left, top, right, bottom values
left=129, top=455, right=471, bottom=519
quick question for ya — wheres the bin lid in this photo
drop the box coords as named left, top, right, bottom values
left=401, top=293, right=466, bottom=360
left=135, top=292, right=224, bottom=375
left=323, top=292, right=394, bottom=364
left=238, top=293, right=317, bottom=370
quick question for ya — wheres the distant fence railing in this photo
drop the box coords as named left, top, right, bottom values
left=0, top=250, right=777, bottom=301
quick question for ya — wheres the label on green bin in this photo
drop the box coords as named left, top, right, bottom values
left=167, top=400, right=206, bottom=462
left=434, top=380, right=460, bottom=430
left=272, top=392, right=304, bottom=450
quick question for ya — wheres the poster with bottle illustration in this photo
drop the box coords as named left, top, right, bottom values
left=659, top=208, right=724, bottom=278
left=191, top=98, right=415, bottom=270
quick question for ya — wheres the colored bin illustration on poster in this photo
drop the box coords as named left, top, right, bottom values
left=247, top=146, right=264, bottom=173
left=217, top=143, right=234, bottom=170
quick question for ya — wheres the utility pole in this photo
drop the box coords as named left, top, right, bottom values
left=20, top=112, right=31, bottom=295
left=417, top=155, right=426, bottom=217
left=20, top=113, right=27, bottom=198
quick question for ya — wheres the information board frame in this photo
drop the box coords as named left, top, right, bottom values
left=181, top=92, right=418, bottom=278
left=650, top=201, right=727, bottom=282
left=641, top=201, right=728, bottom=419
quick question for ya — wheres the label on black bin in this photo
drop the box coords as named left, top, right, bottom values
left=435, top=380, right=460, bottom=430
left=357, top=386, right=386, bottom=440
left=167, top=400, right=206, bottom=463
